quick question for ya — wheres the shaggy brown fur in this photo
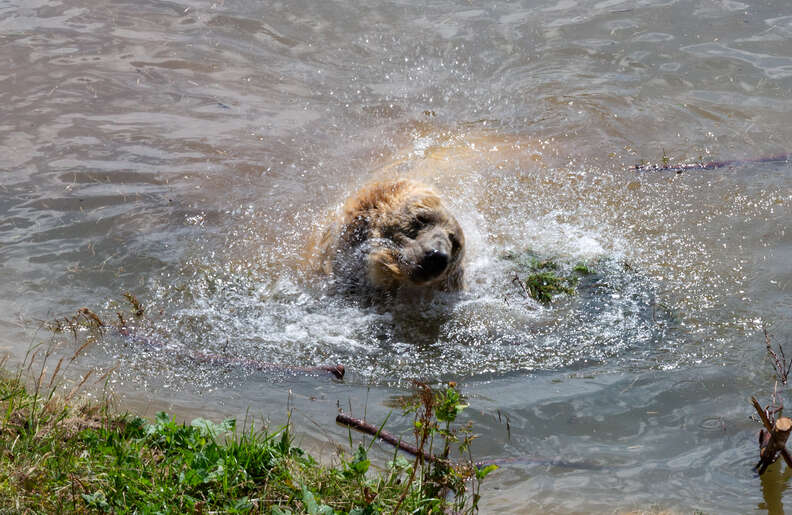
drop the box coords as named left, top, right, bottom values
left=314, top=179, right=465, bottom=295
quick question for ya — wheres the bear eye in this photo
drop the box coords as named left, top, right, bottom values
left=449, top=233, right=461, bottom=253
left=407, top=214, right=432, bottom=237
left=414, top=214, right=432, bottom=227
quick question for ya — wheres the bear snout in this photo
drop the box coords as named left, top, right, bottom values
left=423, top=249, right=449, bottom=275
left=412, top=248, right=450, bottom=284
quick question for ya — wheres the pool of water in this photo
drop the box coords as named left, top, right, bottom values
left=2, top=0, right=792, bottom=512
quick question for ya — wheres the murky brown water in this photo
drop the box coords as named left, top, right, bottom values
left=2, top=0, right=792, bottom=512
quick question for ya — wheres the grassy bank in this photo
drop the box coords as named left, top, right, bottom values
left=0, top=361, right=490, bottom=513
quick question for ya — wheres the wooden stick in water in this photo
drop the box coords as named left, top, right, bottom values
left=191, top=351, right=345, bottom=379
left=752, top=396, right=792, bottom=474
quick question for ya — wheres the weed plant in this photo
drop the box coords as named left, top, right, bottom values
left=503, top=250, right=590, bottom=304
left=391, top=382, right=497, bottom=513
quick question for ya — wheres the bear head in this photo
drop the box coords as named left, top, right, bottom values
left=320, top=179, right=465, bottom=294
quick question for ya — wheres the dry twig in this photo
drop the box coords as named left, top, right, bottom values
left=764, top=326, right=792, bottom=385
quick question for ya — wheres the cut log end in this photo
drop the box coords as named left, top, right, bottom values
left=775, top=417, right=792, bottom=433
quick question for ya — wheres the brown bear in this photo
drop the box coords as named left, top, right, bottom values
left=313, top=179, right=465, bottom=296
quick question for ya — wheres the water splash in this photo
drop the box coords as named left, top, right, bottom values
left=104, top=191, right=675, bottom=389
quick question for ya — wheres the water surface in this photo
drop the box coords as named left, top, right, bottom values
left=2, top=0, right=792, bottom=512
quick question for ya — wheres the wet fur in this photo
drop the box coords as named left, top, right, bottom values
left=314, top=179, right=465, bottom=295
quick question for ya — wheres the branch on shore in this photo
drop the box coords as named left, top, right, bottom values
left=335, top=412, right=599, bottom=471
left=335, top=412, right=437, bottom=462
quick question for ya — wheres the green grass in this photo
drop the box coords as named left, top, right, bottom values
left=0, top=360, right=490, bottom=513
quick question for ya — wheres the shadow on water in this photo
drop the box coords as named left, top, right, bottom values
left=760, top=462, right=792, bottom=515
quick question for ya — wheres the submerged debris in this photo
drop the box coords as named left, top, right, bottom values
left=522, top=271, right=577, bottom=304
left=502, top=249, right=588, bottom=305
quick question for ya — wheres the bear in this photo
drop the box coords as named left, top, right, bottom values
left=313, top=179, right=465, bottom=296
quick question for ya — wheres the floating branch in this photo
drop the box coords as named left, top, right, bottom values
left=190, top=351, right=345, bottom=380
left=633, top=153, right=790, bottom=173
